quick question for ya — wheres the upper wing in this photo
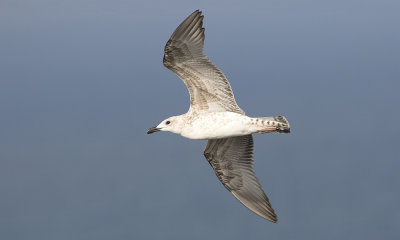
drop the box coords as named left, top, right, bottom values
left=163, top=10, right=244, bottom=115
left=203, top=135, right=278, bottom=222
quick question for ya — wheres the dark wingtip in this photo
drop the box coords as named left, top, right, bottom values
left=259, top=212, right=278, bottom=223
left=267, top=213, right=278, bottom=223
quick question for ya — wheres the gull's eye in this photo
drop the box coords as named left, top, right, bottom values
left=166, top=121, right=171, bottom=125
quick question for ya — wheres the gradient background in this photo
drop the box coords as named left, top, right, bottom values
left=1, top=0, right=400, bottom=239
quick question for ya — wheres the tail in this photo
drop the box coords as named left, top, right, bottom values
left=258, top=116, right=290, bottom=134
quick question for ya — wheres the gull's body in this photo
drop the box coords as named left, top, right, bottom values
left=169, top=112, right=288, bottom=140
left=181, top=112, right=255, bottom=140
left=147, top=10, right=290, bottom=223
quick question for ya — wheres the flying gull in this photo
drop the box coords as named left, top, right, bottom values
left=147, top=10, right=290, bottom=223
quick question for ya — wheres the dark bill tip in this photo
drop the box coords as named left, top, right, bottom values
left=147, top=127, right=161, bottom=134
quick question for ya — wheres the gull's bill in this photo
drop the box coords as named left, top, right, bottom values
left=147, top=127, right=161, bottom=134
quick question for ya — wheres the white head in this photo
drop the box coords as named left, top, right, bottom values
left=147, top=116, right=183, bottom=135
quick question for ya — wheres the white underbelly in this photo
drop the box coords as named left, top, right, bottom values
left=180, top=112, right=254, bottom=140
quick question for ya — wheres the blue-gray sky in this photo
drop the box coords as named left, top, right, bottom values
left=1, top=0, right=399, bottom=239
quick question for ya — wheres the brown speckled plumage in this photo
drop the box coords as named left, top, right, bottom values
left=150, top=10, right=291, bottom=223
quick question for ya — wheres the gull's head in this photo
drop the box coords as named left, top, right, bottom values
left=147, top=116, right=182, bottom=135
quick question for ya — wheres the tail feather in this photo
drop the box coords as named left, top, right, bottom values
left=259, top=116, right=290, bottom=133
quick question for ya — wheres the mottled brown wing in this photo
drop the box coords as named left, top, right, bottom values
left=163, top=10, right=244, bottom=114
left=203, top=135, right=278, bottom=222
